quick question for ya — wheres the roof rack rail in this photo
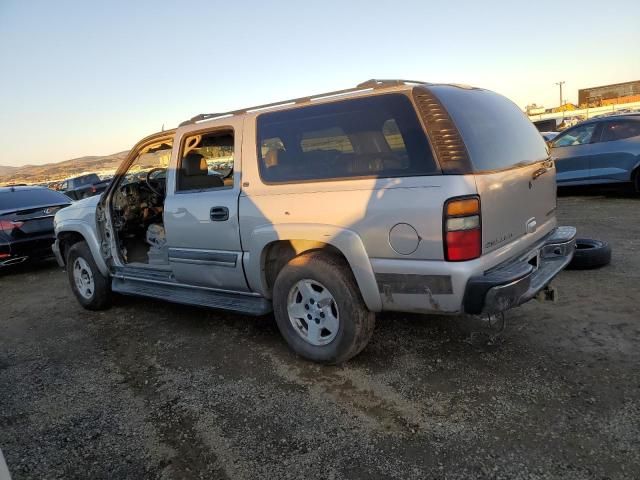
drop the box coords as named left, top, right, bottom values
left=179, top=79, right=427, bottom=127
left=356, top=79, right=427, bottom=88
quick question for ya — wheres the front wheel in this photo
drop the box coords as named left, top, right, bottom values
left=66, top=241, right=111, bottom=310
left=272, top=251, right=375, bottom=364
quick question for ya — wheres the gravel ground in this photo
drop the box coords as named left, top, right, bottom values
left=1, top=192, right=639, bottom=479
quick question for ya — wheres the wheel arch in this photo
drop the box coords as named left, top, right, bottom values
left=56, top=222, right=109, bottom=275
left=244, top=224, right=382, bottom=312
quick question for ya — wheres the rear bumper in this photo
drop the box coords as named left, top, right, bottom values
left=463, top=226, right=576, bottom=314
left=0, top=234, right=56, bottom=267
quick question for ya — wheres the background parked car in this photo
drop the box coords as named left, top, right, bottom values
left=550, top=114, right=640, bottom=190
left=0, top=186, right=71, bottom=267
left=60, top=173, right=110, bottom=200
left=541, top=131, right=558, bottom=142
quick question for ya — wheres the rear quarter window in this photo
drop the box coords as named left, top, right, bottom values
left=257, top=94, right=439, bottom=183
left=431, top=86, right=549, bottom=172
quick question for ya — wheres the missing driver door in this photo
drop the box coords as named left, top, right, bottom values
left=163, top=117, right=248, bottom=291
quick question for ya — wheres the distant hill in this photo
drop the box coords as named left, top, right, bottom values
left=0, top=165, right=19, bottom=177
left=0, top=151, right=130, bottom=185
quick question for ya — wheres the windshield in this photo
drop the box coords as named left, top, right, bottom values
left=430, top=85, right=549, bottom=171
left=121, top=142, right=173, bottom=186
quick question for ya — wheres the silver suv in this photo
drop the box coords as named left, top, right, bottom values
left=53, top=79, right=576, bottom=363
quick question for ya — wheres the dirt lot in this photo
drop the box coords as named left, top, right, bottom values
left=1, top=192, right=639, bottom=480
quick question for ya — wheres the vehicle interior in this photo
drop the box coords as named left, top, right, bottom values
left=110, top=140, right=172, bottom=266
left=110, top=131, right=234, bottom=267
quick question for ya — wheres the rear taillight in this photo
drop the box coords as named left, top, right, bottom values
left=0, top=220, right=24, bottom=233
left=444, top=196, right=481, bottom=261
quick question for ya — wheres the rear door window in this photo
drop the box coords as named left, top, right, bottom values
left=599, top=120, right=640, bottom=142
left=257, top=94, right=438, bottom=183
left=177, top=130, right=234, bottom=191
left=429, top=86, right=549, bottom=171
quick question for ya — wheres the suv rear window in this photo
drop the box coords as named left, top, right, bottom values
left=430, top=86, right=549, bottom=171
left=257, top=94, right=438, bottom=183
left=0, top=188, right=71, bottom=211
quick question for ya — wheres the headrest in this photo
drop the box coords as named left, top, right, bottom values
left=264, top=148, right=280, bottom=168
left=183, top=153, right=208, bottom=176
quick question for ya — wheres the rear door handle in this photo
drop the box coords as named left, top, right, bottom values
left=210, top=206, right=229, bottom=221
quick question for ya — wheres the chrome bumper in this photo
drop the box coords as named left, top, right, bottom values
left=463, top=226, right=577, bottom=314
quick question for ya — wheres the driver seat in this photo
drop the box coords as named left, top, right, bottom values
left=179, top=152, right=223, bottom=190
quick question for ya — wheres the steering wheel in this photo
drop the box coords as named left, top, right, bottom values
left=145, top=168, right=167, bottom=197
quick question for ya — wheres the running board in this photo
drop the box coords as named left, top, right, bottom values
left=111, top=276, right=272, bottom=316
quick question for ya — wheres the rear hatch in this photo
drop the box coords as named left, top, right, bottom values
left=429, top=85, right=556, bottom=255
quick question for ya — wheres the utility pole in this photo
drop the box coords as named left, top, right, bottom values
left=554, top=81, right=565, bottom=109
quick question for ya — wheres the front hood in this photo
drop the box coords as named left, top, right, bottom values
left=54, top=194, right=101, bottom=227
left=67, top=194, right=102, bottom=210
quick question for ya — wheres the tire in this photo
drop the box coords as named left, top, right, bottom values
left=272, top=251, right=375, bottom=364
left=566, top=238, right=611, bottom=270
left=66, top=241, right=112, bottom=310
left=633, top=168, right=640, bottom=194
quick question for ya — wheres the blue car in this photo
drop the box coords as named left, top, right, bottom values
left=550, top=115, right=640, bottom=191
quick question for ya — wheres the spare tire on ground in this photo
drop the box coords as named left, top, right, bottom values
left=567, top=238, right=611, bottom=270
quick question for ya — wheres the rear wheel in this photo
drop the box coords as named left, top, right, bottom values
left=273, top=251, right=375, bottom=364
left=66, top=241, right=111, bottom=310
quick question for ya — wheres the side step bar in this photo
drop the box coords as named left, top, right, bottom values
left=111, top=277, right=272, bottom=316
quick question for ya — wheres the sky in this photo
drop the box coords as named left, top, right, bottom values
left=1, top=0, right=639, bottom=166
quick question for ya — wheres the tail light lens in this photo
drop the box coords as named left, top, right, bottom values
left=444, top=196, right=481, bottom=261
left=0, top=220, right=24, bottom=233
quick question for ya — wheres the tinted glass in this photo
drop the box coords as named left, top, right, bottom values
left=257, top=94, right=438, bottom=183
left=430, top=86, right=549, bottom=171
left=0, top=188, right=70, bottom=211
left=552, top=124, right=597, bottom=147
left=600, top=120, right=640, bottom=142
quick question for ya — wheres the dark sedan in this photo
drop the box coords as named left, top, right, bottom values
left=0, top=186, right=71, bottom=267
left=550, top=114, right=640, bottom=191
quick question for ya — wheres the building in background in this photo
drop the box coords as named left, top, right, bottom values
left=579, top=80, right=640, bottom=107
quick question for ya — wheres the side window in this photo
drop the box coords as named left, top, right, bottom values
left=177, top=130, right=234, bottom=192
left=382, top=119, right=407, bottom=153
left=257, top=94, right=438, bottom=183
left=600, top=121, right=640, bottom=142
left=300, top=127, right=354, bottom=153
left=552, top=124, right=597, bottom=147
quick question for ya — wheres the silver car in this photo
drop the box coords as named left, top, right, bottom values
left=53, top=79, right=576, bottom=363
